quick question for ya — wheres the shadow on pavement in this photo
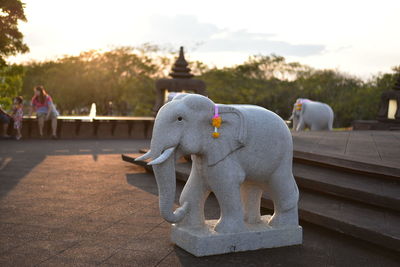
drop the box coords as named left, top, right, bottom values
left=0, top=139, right=150, bottom=200
left=126, top=172, right=222, bottom=221
left=125, top=172, right=160, bottom=196
left=0, top=155, right=46, bottom=200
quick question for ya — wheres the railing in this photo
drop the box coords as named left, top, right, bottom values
left=21, top=116, right=155, bottom=139
left=15, top=116, right=291, bottom=139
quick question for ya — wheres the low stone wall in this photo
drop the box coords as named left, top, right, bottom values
left=352, top=119, right=400, bottom=130
left=19, top=116, right=155, bottom=139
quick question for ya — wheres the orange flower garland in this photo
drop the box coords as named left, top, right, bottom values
left=212, top=105, right=221, bottom=138
left=212, top=116, right=222, bottom=127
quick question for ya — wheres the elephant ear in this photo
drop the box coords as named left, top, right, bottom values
left=206, top=104, right=247, bottom=166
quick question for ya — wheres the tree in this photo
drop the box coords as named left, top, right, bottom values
left=0, top=0, right=29, bottom=66
left=17, top=46, right=399, bottom=127
left=0, top=64, right=24, bottom=110
left=21, top=46, right=169, bottom=115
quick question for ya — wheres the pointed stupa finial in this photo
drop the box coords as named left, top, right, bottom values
left=169, top=46, right=194, bottom=79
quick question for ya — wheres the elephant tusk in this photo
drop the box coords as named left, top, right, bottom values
left=135, top=150, right=153, bottom=161
left=148, top=147, right=175, bottom=165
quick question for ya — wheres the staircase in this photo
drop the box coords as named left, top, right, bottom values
left=122, top=150, right=400, bottom=252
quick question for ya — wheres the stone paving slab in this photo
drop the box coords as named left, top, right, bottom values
left=0, top=139, right=400, bottom=266
left=292, top=130, right=400, bottom=167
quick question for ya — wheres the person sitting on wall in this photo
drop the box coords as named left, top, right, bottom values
left=29, top=86, right=59, bottom=139
left=0, top=105, right=12, bottom=138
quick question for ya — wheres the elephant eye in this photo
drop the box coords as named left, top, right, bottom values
left=177, top=116, right=183, bottom=121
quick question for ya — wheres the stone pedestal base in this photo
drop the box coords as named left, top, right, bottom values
left=171, top=215, right=302, bottom=257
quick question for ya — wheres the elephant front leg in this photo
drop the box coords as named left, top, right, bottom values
left=213, top=182, right=247, bottom=233
left=177, top=159, right=210, bottom=230
left=296, top=117, right=306, bottom=131
left=208, top=162, right=247, bottom=233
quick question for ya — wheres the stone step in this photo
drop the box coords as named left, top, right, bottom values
left=293, top=162, right=400, bottom=212
left=261, top=190, right=400, bottom=252
left=293, top=151, right=400, bottom=180
left=135, top=149, right=400, bottom=180
left=122, top=153, right=400, bottom=252
left=123, top=153, right=400, bottom=211
left=122, top=153, right=148, bottom=167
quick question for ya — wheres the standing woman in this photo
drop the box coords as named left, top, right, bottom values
left=29, top=86, right=59, bottom=139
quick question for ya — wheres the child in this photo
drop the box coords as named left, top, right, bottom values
left=12, top=96, right=23, bottom=140
left=0, top=106, right=11, bottom=138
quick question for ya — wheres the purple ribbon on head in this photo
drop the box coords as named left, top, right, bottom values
left=213, top=105, right=219, bottom=118
left=297, top=98, right=312, bottom=105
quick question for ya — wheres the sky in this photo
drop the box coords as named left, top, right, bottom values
left=10, top=0, right=400, bottom=80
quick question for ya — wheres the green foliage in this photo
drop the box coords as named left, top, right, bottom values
left=13, top=45, right=400, bottom=126
left=0, top=0, right=29, bottom=66
left=0, top=64, right=24, bottom=110
left=21, top=46, right=171, bottom=115
left=201, top=55, right=312, bottom=120
left=201, top=57, right=399, bottom=127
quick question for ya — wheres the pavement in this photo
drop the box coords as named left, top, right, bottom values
left=1, top=138, right=400, bottom=266
left=292, top=130, right=400, bottom=167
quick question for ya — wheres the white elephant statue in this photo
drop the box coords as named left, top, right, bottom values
left=290, top=98, right=334, bottom=131
left=136, top=94, right=299, bottom=233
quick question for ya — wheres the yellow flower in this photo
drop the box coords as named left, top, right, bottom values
left=212, top=116, right=222, bottom=128
left=212, top=132, right=220, bottom=138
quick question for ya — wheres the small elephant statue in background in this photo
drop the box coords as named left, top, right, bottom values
left=290, top=98, right=334, bottom=131
left=136, top=94, right=299, bottom=234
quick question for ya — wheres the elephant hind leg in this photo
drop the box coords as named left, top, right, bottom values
left=267, top=166, right=299, bottom=228
left=310, top=124, right=318, bottom=131
left=241, top=182, right=263, bottom=224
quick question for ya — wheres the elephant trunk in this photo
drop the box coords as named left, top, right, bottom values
left=151, top=149, right=189, bottom=223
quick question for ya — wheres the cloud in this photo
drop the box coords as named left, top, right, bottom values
left=204, top=30, right=325, bottom=56
left=145, top=14, right=219, bottom=41
left=143, top=15, right=325, bottom=57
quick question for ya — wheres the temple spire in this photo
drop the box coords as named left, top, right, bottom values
left=153, top=46, right=207, bottom=114
left=169, top=47, right=194, bottom=79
